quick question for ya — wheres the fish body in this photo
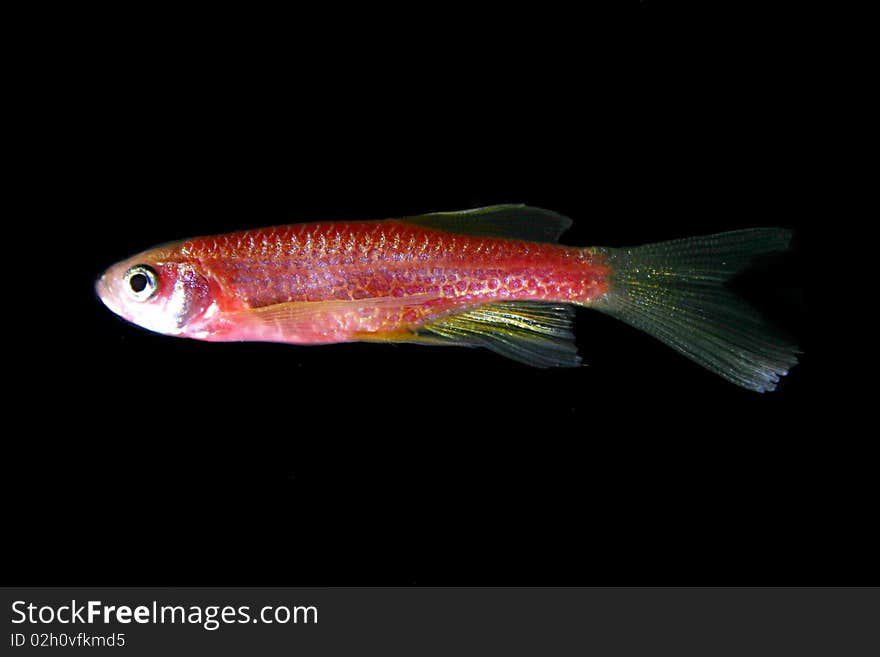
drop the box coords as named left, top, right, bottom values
left=97, top=205, right=798, bottom=391
left=187, top=221, right=607, bottom=342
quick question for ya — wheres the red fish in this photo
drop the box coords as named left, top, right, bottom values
left=95, top=205, right=798, bottom=391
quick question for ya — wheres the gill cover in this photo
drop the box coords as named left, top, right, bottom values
left=97, top=260, right=212, bottom=336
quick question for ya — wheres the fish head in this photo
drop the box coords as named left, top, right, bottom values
left=95, top=249, right=216, bottom=338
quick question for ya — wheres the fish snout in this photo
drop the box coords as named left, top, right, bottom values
left=95, top=265, right=126, bottom=319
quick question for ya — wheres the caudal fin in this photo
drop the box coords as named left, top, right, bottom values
left=591, top=228, right=799, bottom=392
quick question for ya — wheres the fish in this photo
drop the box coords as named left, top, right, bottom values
left=95, top=204, right=799, bottom=392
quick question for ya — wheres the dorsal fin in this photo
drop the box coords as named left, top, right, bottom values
left=401, top=204, right=573, bottom=243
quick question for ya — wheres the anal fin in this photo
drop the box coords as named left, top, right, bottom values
left=415, top=301, right=581, bottom=368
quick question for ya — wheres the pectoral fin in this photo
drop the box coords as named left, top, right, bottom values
left=244, top=294, right=440, bottom=336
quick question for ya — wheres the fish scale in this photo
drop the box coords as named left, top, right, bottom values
left=96, top=205, right=799, bottom=391
left=183, top=221, right=609, bottom=312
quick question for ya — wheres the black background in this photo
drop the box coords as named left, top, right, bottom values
left=7, top=4, right=852, bottom=587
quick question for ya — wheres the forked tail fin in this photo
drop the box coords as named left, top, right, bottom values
left=591, top=228, right=799, bottom=392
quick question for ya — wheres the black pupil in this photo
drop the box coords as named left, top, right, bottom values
left=129, top=272, right=149, bottom=293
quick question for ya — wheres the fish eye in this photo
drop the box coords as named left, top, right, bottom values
left=123, top=264, right=159, bottom=301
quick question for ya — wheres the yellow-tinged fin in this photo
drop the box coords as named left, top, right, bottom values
left=592, top=228, right=799, bottom=392
left=402, top=204, right=573, bottom=243
left=414, top=301, right=581, bottom=368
